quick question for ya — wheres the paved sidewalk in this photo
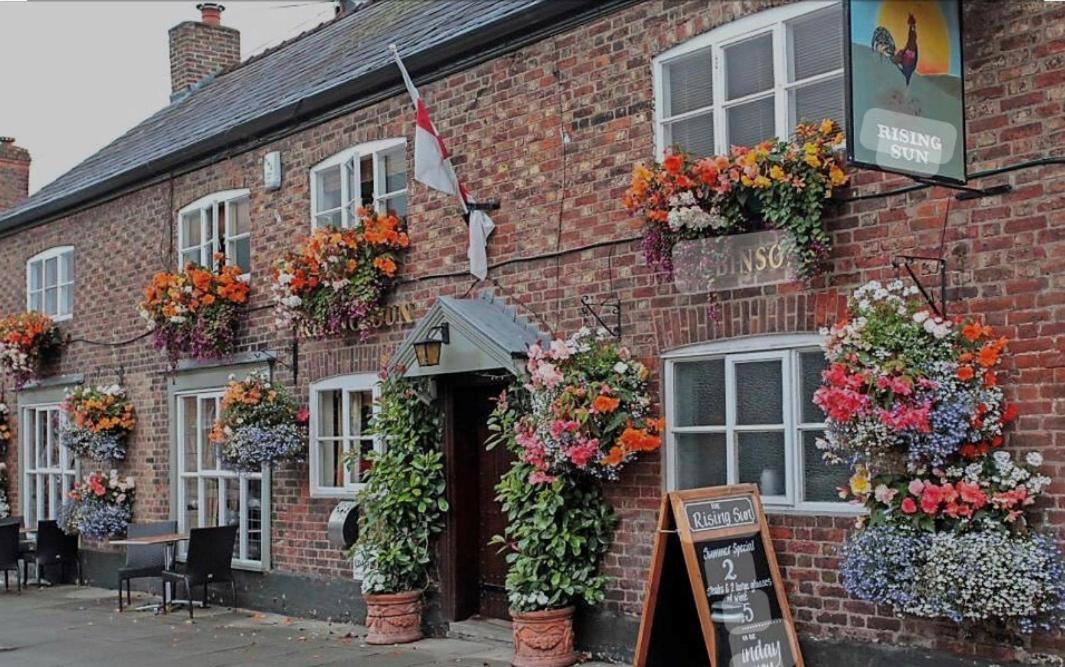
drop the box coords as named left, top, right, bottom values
left=0, top=586, right=612, bottom=667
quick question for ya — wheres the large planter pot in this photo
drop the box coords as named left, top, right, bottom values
left=364, top=590, right=423, bottom=645
left=510, top=606, right=578, bottom=667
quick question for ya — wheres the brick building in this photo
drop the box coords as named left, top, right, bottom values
left=0, top=0, right=1063, bottom=663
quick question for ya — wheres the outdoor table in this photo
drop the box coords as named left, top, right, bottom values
left=109, top=532, right=191, bottom=613
left=17, top=529, right=46, bottom=586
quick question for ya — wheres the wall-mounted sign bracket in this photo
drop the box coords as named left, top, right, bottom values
left=462, top=199, right=501, bottom=225
left=581, top=296, right=622, bottom=339
left=913, top=178, right=1012, bottom=201
left=892, top=254, right=948, bottom=318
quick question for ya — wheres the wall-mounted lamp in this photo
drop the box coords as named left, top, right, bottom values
left=413, top=322, right=450, bottom=367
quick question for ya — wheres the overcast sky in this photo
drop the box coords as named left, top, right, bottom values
left=0, top=0, right=338, bottom=194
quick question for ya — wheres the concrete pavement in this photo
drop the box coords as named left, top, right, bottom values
left=0, top=585, right=612, bottom=667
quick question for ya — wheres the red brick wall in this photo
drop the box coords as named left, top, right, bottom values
left=0, top=138, right=30, bottom=213
left=1, top=0, right=1063, bottom=660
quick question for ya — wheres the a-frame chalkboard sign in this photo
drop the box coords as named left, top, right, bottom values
left=634, top=485, right=803, bottom=667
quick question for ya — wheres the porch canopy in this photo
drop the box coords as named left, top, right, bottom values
left=390, top=291, right=547, bottom=377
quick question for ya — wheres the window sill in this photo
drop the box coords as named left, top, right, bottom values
left=48, top=313, right=72, bottom=323
left=310, top=488, right=362, bottom=500
left=763, top=503, right=867, bottom=518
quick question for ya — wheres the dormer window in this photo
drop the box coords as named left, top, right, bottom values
left=177, top=189, right=251, bottom=273
left=26, top=246, right=75, bottom=320
left=310, top=138, right=407, bottom=229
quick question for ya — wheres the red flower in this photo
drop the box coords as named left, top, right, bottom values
left=901, top=497, right=918, bottom=514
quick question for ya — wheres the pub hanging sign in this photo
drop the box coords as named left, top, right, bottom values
left=845, top=0, right=967, bottom=184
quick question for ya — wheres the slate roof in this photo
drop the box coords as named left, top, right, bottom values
left=0, top=0, right=602, bottom=229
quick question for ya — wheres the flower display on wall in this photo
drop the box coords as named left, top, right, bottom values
left=271, top=208, right=410, bottom=338
left=58, top=470, right=136, bottom=540
left=60, top=384, right=136, bottom=461
left=139, top=259, right=250, bottom=361
left=820, top=279, right=1065, bottom=633
left=624, top=120, right=847, bottom=280
left=495, top=328, right=662, bottom=484
left=0, top=401, right=10, bottom=459
left=0, top=462, right=10, bottom=520
left=210, top=371, right=307, bottom=470
left=0, top=312, right=61, bottom=388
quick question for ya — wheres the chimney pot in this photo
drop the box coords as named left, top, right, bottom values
left=197, top=2, right=225, bottom=25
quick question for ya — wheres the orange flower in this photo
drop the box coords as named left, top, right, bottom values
left=983, top=371, right=997, bottom=388
left=662, top=153, right=683, bottom=175
left=977, top=344, right=1000, bottom=368
left=592, top=395, right=620, bottom=414
left=962, top=322, right=990, bottom=342
left=618, top=427, right=661, bottom=453
left=956, top=366, right=974, bottom=381
left=603, top=446, right=625, bottom=467
left=372, top=256, right=397, bottom=276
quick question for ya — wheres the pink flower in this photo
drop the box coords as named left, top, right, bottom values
left=567, top=439, right=600, bottom=468
left=549, top=340, right=571, bottom=361
left=529, top=471, right=556, bottom=485
left=900, top=497, right=917, bottom=514
left=548, top=420, right=579, bottom=439
left=873, top=484, right=897, bottom=504
left=533, top=362, right=564, bottom=388
left=908, top=479, right=925, bottom=496
left=876, top=375, right=913, bottom=396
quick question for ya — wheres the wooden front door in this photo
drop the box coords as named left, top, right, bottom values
left=443, top=379, right=512, bottom=621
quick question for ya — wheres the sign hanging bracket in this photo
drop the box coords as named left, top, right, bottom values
left=892, top=254, right=948, bottom=318
left=913, top=178, right=1012, bottom=201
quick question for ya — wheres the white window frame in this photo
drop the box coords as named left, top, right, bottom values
left=26, top=246, right=75, bottom=321
left=663, top=333, right=860, bottom=516
left=175, top=389, right=270, bottom=570
left=309, top=373, right=381, bottom=498
left=177, top=189, right=251, bottom=274
left=310, top=138, right=407, bottom=230
left=653, top=1, right=842, bottom=159
left=21, top=403, right=78, bottom=526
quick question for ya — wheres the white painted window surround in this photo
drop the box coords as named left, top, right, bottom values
left=653, top=1, right=844, bottom=159
left=21, top=403, right=78, bottom=526
left=663, top=333, right=858, bottom=516
left=310, top=138, right=407, bottom=230
left=177, top=189, right=252, bottom=274
left=26, top=246, right=75, bottom=321
left=175, top=389, right=269, bottom=570
left=309, top=373, right=381, bottom=498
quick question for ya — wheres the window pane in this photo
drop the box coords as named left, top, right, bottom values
left=665, top=113, right=715, bottom=157
left=181, top=212, right=201, bottom=247
left=349, top=391, right=371, bottom=435
left=737, top=431, right=786, bottom=496
left=62, top=251, right=74, bottom=283
left=791, top=76, right=845, bottom=135
left=247, top=479, right=262, bottom=561
left=44, top=256, right=58, bottom=288
left=665, top=48, right=713, bottom=116
left=315, top=165, right=342, bottom=213
left=725, top=33, right=774, bottom=100
left=316, top=210, right=342, bottom=229
left=184, top=478, right=199, bottom=531
left=232, top=197, right=251, bottom=236
left=60, top=285, right=73, bottom=315
left=382, top=193, right=407, bottom=220
left=47, top=412, right=59, bottom=468
left=201, top=399, right=218, bottom=471
left=230, top=236, right=251, bottom=274
left=803, top=430, right=846, bottom=502
left=182, top=397, right=198, bottom=473
left=727, top=96, right=776, bottom=148
left=356, top=438, right=375, bottom=484
left=29, top=260, right=41, bottom=290
left=44, top=287, right=58, bottom=315
left=675, top=432, right=727, bottom=490
left=800, top=351, right=827, bottom=423
left=318, top=390, right=341, bottom=438
left=360, top=157, right=374, bottom=208
left=317, top=440, right=342, bottom=488
left=735, top=360, right=783, bottom=424
left=29, top=291, right=41, bottom=312
left=674, top=359, right=725, bottom=427
left=203, top=479, right=219, bottom=527
left=789, top=5, right=843, bottom=81
left=224, top=480, right=241, bottom=558
left=382, top=149, right=406, bottom=193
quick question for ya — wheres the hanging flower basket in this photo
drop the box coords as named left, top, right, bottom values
left=272, top=208, right=410, bottom=338
left=60, top=384, right=136, bottom=461
left=58, top=470, right=136, bottom=541
left=624, top=120, right=848, bottom=281
left=210, top=371, right=307, bottom=470
left=139, top=259, right=250, bottom=361
left=0, top=311, right=62, bottom=388
left=819, top=279, right=1065, bottom=634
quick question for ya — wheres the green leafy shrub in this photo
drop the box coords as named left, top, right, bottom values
left=349, top=373, right=447, bottom=595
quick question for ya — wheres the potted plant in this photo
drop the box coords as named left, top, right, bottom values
left=488, top=330, right=662, bottom=666
left=60, top=384, right=137, bottom=461
left=350, top=371, right=447, bottom=645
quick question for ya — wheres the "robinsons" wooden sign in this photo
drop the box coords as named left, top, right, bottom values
left=634, top=485, right=803, bottom=667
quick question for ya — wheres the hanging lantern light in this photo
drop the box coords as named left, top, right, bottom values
left=413, top=323, right=450, bottom=368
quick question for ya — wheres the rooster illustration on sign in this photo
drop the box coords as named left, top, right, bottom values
left=871, top=13, right=919, bottom=86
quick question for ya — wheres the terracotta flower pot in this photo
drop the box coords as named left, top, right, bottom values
left=364, top=590, right=423, bottom=645
left=510, top=606, right=578, bottom=667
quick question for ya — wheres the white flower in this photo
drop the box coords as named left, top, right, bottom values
left=613, top=362, right=628, bottom=374
left=282, top=295, right=302, bottom=308
left=993, top=450, right=1011, bottom=465
left=913, top=311, right=929, bottom=324
left=1026, top=452, right=1044, bottom=467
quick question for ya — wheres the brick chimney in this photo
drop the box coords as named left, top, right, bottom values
left=169, top=3, right=241, bottom=99
left=0, top=138, right=30, bottom=213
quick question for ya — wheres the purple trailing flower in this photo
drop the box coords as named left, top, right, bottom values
left=61, top=427, right=127, bottom=461
left=222, top=423, right=306, bottom=471
left=77, top=503, right=133, bottom=541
